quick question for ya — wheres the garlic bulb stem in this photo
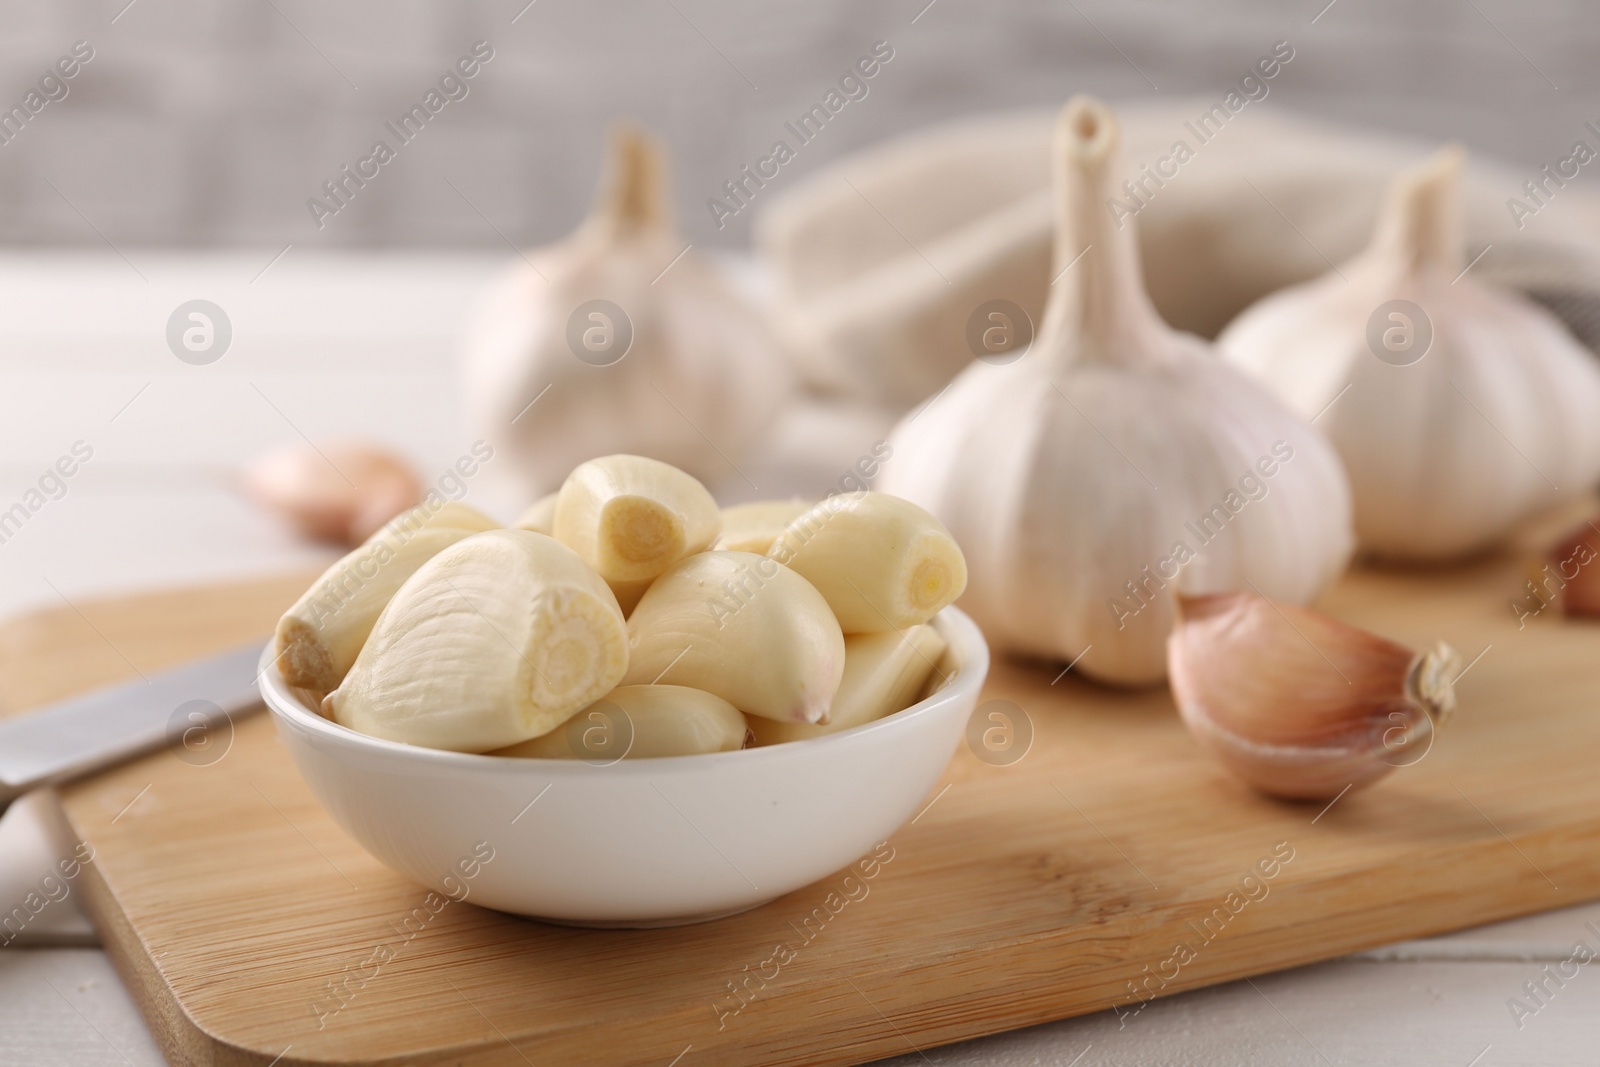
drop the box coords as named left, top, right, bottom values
left=1040, top=96, right=1163, bottom=366
left=593, top=125, right=670, bottom=238
left=1371, top=145, right=1464, bottom=275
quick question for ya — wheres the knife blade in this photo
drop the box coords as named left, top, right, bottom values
left=0, top=641, right=269, bottom=806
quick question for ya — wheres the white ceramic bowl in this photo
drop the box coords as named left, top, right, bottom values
left=259, top=608, right=989, bottom=926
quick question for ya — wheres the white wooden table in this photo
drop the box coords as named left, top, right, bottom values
left=1, top=253, right=1597, bottom=1067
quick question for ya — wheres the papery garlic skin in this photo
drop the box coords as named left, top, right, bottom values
left=1220, top=148, right=1600, bottom=560
left=880, top=96, right=1353, bottom=685
left=274, top=502, right=500, bottom=692
left=459, top=126, right=794, bottom=501
left=324, top=530, right=628, bottom=753
left=748, top=623, right=946, bottom=745
left=492, top=685, right=746, bottom=759
left=622, top=551, right=844, bottom=724
left=1168, top=592, right=1458, bottom=800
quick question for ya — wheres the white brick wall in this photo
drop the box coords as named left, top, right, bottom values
left=0, top=0, right=1593, bottom=248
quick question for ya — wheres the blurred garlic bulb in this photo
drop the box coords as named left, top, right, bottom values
left=880, top=97, right=1353, bottom=685
left=1169, top=592, right=1458, bottom=800
left=1220, top=148, right=1600, bottom=559
left=460, top=126, right=794, bottom=500
left=243, top=442, right=421, bottom=546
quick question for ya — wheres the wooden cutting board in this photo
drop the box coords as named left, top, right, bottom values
left=11, top=540, right=1600, bottom=1067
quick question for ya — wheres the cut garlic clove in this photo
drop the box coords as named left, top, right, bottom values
left=492, top=685, right=746, bottom=759
left=714, top=498, right=812, bottom=554
left=749, top=623, right=947, bottom=746
left=323, top=530, right=628, bottom=753
left=273, top=501, right=500, bottom=692
left=767, top=491, right=967, bottom=633
left=1168, top=592, right=1459, bottom=800
left=514, top=491, right=560, bottom=535
left=553, top=454, right=722, bottom=586
left=623, top=551, right=844, bottom=723
left=243, top=442, right=424, bottom=547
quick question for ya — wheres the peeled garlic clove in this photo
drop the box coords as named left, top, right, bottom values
left=1168, top=592, right=1459, bottom=800
left=243, top=442, right=423, bottom=546
left=514, top=491, right=560, bottom=535
left=1220, top=148, right=1600, bottom=560
left=879, top=96, right=1353, bottom=685
left=714, top=498, right=812, bottom=554
left=767, top=492, right=966, bottom=633
left=749, top=623, right=947, bottom=746
left=273, top=501, right=500, bottom=692
left=622, top=551, right=844, bottom=724
left=324, top=530, right=628, bottom=752
left=492, top=685, right=745, bottom=759
left=459, top=125, right=795, bottom=500
left=553, top=454, right=721, bottom=586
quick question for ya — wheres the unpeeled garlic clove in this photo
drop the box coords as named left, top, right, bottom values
left=274, top=501, right=500, bottom=692
left=553, top=454, right=722, bottom=588
left=243, top=442, right=423, bottom=546
left=1168, top=592, right=1459, bottom=800
left=767, top=492, right=967, bottom=633
left=714, top=498, right=812, bottom=554
left=1534, top=518, right=1600, bottom=618
left=622, top=551, right=844, bottom=723
left=491, top=685, right=746, bottom=759
left=324, top=530, right=628, bottom=752
left=513, top=491, right=560, bottom=535
left=748, top=623, right=947, bottom=745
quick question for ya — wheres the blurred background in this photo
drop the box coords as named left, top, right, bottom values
left=1, top=0, right=1597, bottom=613
left=0, top=0, right=1594, bottom=248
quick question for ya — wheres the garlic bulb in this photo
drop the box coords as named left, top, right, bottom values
left=324, top=530, right=629, bottom=752
left=1220, top=148, right=1600, bottom=560
left=459, top=126, right=794, bottom=501
left=243, top=441, right=422, bottom=546
left=879, top=96, right=1353, bottom=685
left=1169, top=592, right=1459, bottom=800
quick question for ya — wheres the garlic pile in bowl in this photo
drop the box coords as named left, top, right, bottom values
left=259, top=455, right=986, bottom=925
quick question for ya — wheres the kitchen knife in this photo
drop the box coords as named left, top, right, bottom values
left=0, top=641, right=268, bottom=808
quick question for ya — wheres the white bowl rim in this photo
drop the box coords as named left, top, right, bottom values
left=259, top=605, right=989, bottom=778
